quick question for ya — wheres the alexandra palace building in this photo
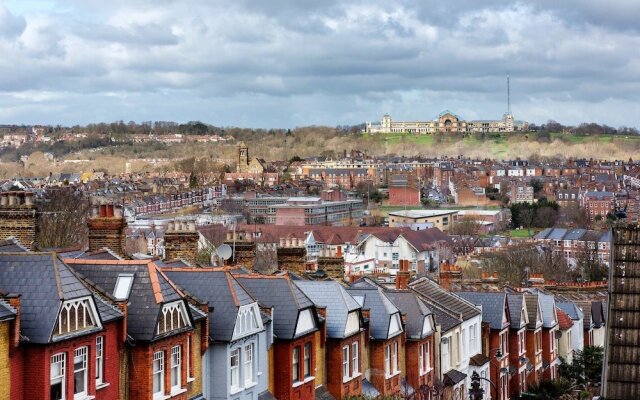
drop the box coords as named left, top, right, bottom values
left=364, top=110, right=528, bottom=134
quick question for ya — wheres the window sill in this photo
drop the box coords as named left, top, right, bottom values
left=74, top=396, right=95, bottom=400
left=186, top=377, right=196, bottom=383
left=385, top=371, right=400, bottom=380
left=96, top=382, right=110, bottom=390
left=168, top=387, right=187, bottom=398
left=292, top=376, right=315, bottom=387
left=343, top=372, right=362, bottom=383
left=244, top=381, right=258, bottom=390
left=230, top=386, right=243, bottom=395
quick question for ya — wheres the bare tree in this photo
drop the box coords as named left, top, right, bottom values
left=254, top=244, right=278, bottom=274
left=37, top=187, right=91, bottom=249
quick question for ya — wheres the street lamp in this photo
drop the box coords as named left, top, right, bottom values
left=469, top=350, right=502, bottom=400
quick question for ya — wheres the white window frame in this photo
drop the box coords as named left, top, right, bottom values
left=113, top=273, right=134, bottom=300
left=303, top=342, right=311, bottom=378
left=351, top=342, right=359, bottom=376
left=96, top=336, right=104, bottom=386
left=74, top=346, right=88, bottom=400
left=292, top=347, right=300, bottom=382
left=170, top=346, right=181, bottom=392
left=153, top=351, right=165, bottom=399
left=384, top=345, right=390, bottom=375
left=342, top=345, right=350, bottom=379
left=426, top=340, right=432, bottom=372
left=244, top=343, right=254, bottom=385
left=230, top=348, right=240, bottom=390
left=419, top=343, right=425, bottom=375
left=157, top=300, right=191, bottom=336
left=392, top=341, right=398, bottom=374
left=51, top=352, right=66, bottom=400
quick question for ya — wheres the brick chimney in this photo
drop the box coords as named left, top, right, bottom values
left=396, top=259, right=410, bottom=290
left=0, top=191, right=37, bottom=250
left=164, top=220, right=199, bottom=264
left=439, top=263, right=462, bottom=291
left=88, top=203, right=127, bottom=256
left=276, top=237, right=307, bottom=274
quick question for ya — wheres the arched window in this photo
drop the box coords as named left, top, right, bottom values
left=157, top=301, right=190, bottom=335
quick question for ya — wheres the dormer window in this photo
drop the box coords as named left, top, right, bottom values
left=55, top=297, right=101, bottom=337
left=345, top=311, right=361, bottom=337
left=157, top=301, right=190, bottom=335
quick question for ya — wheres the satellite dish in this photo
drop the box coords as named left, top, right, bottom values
left=217, top=244, right=233, bottom=260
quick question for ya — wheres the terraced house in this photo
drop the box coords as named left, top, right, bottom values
left=161, top=268, right=273, bottom=400
left=235, top=274, right=320, bottom=400
left=64, top=258, right=208, bottom=400
left=0, top=251, right=125, bottom=400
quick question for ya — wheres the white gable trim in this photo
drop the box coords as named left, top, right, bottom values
left=232, top=303, right=264, bottom=341
left=345, top=310, right=361, bottom=337
left=388, top=313, right=403, bottom=338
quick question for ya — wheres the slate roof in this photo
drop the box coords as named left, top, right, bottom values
left=384, top=289, right=434, bottom=340
left=347, top=278, right=402, bottom=340
left=506, top=293, right=527, bottom=329
left=163, top=269, right=259, bottom=342
left=443, top=369, right=467, bottom=386
left=528, top=289, right=557, bottom=328
left=294, top=280, right=361, bottom=339
left=65, top=259, right=190, bottom=342
left=0, top=252, right=122, bottom=343
left=409, top=277, right=481, bottom=321
left=0, top=237, right=29, bottom=253
left=0, top=298, right=16, bottom=321
left=429, top=303, right=462, bottom=332
left=456, top=292, right=509, bottom=330
left=235, top=274, right=316, bottom=340
left=524, top=293, right=543, bottom=330
left=556, top=299, right=584, bottom=323
left=564, top=228, right=587, bottom=241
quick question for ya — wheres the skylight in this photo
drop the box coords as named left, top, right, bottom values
left=113, top=273, right=134, bottom=300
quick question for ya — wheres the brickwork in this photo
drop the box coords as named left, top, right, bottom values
left=17, top=320, right=122, bottom=400
left=325, top=334, right=362, bottom=399
left=316, top=256, right=345, bottom=280
left=508, top=328, right=527, bottom=398
left=129, top=332, right=196, bottom=400
left=0, top=321, right=10, bottom=400
left=369, top=336, right=402, bottom=396
left=313, top=330, right=325, bottom=387
left=277, top=247, right=307, bottom=273
left=272, top=334, right=316, bottom=400
left=404, top=337, right=436, bottom=392
left=0, top=192, right=37, bottom=250
left=186, top=325, right=203, bottom=398
left=225, top=241, right=256, bottom=268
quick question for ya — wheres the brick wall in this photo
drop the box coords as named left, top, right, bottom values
left=17, top=321, right=121, bottom=400
left=88, top=218, right=126, bottom=256
left=0, top=192, right=37, bottom=250
left=0, top=321, right=10, bottom=400
left=164, top=232, right=199, bottom=264
left=404, top=336, right=436, bottom=392
left=277, top=247, right=307, bottom=274
left=325, top=334, right=362, bottom=399
left=272, top=334, right=316, bottom=400
left=369, top=337, right=402, bottom=396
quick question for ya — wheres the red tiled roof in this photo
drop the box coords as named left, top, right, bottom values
left=556, top=307, right=573, bottom=330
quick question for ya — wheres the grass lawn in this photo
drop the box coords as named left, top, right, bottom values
left=509, top=229, right=536, bottom=238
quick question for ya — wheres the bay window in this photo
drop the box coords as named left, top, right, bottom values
left=384, top=345, right=390, bottom=375
left=392, top=341, right=398, bottom=374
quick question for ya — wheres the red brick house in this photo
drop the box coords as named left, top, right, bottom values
left=457, top=292, right=511, bottom=400
left=0, top=251, right=125, bottom=400
left=294, top=280, right=365, bottom=399
left=524, top=293, right=544, bottom=387
left=65, top=259, right=208, bottom=400
left=506, top=293, right=530, bottom=398
left=235, top=274, right=320, bottom=400
left=347, top=278, right=405, bottom=397
left=388, top=173, right=421, bottom=206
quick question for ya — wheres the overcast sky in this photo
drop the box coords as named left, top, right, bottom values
left=1, top=0, right=639, bottom=128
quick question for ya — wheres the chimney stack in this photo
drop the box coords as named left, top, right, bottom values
left=87, top=202, right=127, bottom=257
left=395, top=259, right=410, bottom=290
left=164, top=219, right=199, bottom=264
left=0, top=191, right=38, bottom=250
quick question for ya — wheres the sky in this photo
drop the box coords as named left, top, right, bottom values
left=0, top=0, right=639, bottom=128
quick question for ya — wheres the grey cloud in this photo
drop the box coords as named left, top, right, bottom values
left=0, top=4, right=26, bottom=38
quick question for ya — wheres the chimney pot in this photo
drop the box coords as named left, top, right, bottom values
left=0, top=193, right=7, bottom=206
